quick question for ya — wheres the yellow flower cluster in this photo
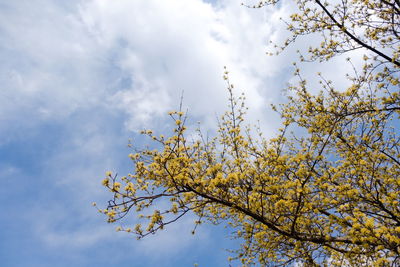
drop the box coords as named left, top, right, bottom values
left=99, top=82, right=399, bottom=265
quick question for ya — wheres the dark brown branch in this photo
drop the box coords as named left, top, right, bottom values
left=315, top=0, right=400, bottom=67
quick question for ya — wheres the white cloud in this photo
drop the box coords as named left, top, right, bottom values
left=0, top=0, right=108, bottom=143
left=37, top=221, right=115, bottom=249
left=0, top=0, right=365, bottom=138
left=78, top=0, right=293, bottom=133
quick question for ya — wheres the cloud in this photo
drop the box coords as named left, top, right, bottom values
left=78, top=0, right=293, bottom=133
left=0, top=0, right=364, bottom=139
left=0, top=0, right=109, bottom=143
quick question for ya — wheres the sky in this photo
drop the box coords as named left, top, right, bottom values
left=0, top=1, right=360, bottom=266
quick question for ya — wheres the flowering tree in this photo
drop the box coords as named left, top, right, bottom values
left=98, top=1, right=399, bottom=266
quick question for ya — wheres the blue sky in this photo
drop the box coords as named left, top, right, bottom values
left=0, top=1, right=360, bottom=266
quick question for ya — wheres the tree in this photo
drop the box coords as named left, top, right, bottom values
left=98, top=1, right=400, bottom=266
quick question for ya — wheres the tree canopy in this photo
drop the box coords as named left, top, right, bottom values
left=98, top=1, right=400, bottom=266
